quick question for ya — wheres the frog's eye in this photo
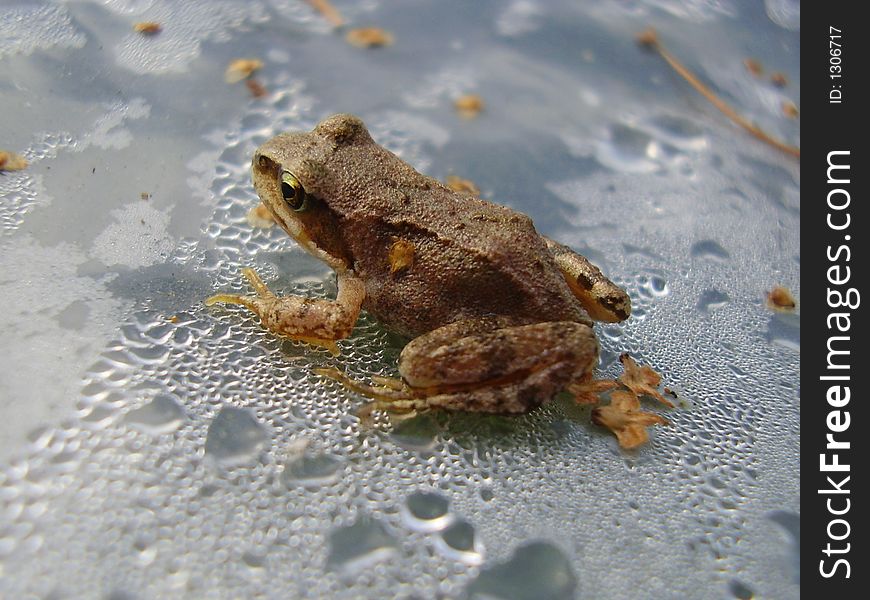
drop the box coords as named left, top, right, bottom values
left=280, top=171, right=308, bottom=211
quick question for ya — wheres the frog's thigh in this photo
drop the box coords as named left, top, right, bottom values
left=543, top=237, right=631, bottom=323
left=398, top=318, right=598, bottom=413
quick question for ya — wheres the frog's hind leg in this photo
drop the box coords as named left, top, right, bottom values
left=543, top=237, right=631, bottom=323
left=395, top=316, right=599, bottom=414
left=205, top=267, right=365, bottom=354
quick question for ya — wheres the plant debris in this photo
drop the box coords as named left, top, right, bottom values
left=305, top=0, right=344, bottom=27
left=133, top=22, right=161, bottom=35
left=445, top=175, right=481, bottom=196
left=591, top=390, right=669, bottom=450
left=246, top=202, right=276, bottom=228
left=0, top=150, right=27, bottom=171
left=770, top=72, right=789, bottom=87
left=246, top=78, right=268, bottom=98
left=454, top=94, right=485, bottom=119
left=636, top=27, right=800, bottom=159
left=345, top=27, right=394, bottom=48
left=225, top=58, right=263, bottom=84
left=766, top=285, right=797, bottom=311
left=743, top=57, right=763, bottom=77
left=618, top=353, right=675, bottom=408
left=781, top=100, right=799, bottom=119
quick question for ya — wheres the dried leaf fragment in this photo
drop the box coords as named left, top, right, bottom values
left=567, top=377, right=619, bottom=405
left=636, top=27, right=799, bottom=159
left=445, top=175, right=480, bottom=196
left=770, top=72, right=788, bottom=88
left=225, top=58, right=263, bottom=83
left=305, top=0, right=345, bottom=27
left=618, top=353, right=674, bottom=408
left=133, top=21, right=161, bottom=35
left=592, top=390, right=669, bottom=449
left=0, top=150, right=27, bottom=171
left=766, top=285, right=796, bottom=311
left=345, top=27, right=394, bottom=48
left=781, top=100, right=799, bottom=119
left=454, top=94, right=485, bottom=119
left=246, top=78, right=268, bottom=98
left=743, top=58, right=763, bottom=77
left=246, top=202, right=276, bottom=229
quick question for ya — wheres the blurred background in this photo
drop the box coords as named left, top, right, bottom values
left=1, top=0, right=799, bottom=598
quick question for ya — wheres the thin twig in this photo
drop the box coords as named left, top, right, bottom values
left=637, top=28, right=800, bottom=159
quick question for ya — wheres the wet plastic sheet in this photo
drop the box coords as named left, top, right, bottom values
left=1, top=1, right=799, bottom=598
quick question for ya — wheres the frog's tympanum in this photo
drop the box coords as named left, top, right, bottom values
left=207, top=114, right=631, bottom=414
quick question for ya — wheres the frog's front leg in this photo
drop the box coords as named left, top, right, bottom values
left=387, top=316, right=598, bottom=414
left=543, top=237, right=631, bottom=323
left=205, top=268, right=365, bottom=354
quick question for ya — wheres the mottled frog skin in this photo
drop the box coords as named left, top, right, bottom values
left=207, top=114, right=631, bottom=414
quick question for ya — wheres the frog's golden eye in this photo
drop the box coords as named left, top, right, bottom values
left=280, top=171, right=308, bottom=211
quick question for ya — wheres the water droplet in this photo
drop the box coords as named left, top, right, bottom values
left=690, top=240, right=730, bottom=261
left=389, top=413, right=439, bottom=451
left=466, top=541, right=576, bottom=600
left=282, top=452, right=343, bottom=488
left=124, top=394, right=186, bottom=434
left=204, top=407, right=268, bottom=466
left=436, top=519, right=483, bottom=565
left=326, top=516, right=397, bottom=575
left=697, top=289, right=730, bottom=313
left=402, top=491, right=451, bottom=532
left=242, top=549, right=266, bottom=569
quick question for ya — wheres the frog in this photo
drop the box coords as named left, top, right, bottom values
left=206, top=114, right=631, bottom=415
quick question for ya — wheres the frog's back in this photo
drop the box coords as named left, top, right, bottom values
left=344, top=185, right=592, bottom=337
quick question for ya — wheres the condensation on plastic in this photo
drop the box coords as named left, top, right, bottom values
left=0, top=1, right=799, bottom=598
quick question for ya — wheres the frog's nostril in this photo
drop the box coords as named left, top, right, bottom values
left=256, top=154, right=271, bottom=169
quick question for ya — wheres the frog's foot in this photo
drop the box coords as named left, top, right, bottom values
left=395, top=317, right=599, bottom=414
left=313, top=367, right=430, bottom=414
left=205, top=267, right=365, bottom=355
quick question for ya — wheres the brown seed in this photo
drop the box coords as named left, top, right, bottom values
left=743, top=58, right=763, bottom=77
left=766, top=286, right=796, bottom=310
left=0, top=150, right=27, bottom=171
left=225, top=58, right=264, bottom=83
left=781, top=100, right=799, bottom=119
left=345, top=28, right=394, bottom=48
left=246, top=78, right=268, bottom=98
left=770, top=72, right=788, bottom=87
left=454, top=94, right=484, bottom=119
left=133, top=22, right=161, bottom=35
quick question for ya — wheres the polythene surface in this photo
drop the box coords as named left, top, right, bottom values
left=0, top=1, right=799, bottom=598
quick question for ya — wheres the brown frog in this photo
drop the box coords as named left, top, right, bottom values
left=206, top=114, right=631, bottom=414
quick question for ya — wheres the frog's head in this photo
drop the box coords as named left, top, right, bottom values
left=252, top=114, right=374, bottom=273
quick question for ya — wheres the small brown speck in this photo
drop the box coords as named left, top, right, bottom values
left=454, top=94, right=484, bottom=119
left=767, top=286, right=796, bottom=311
left=246, top=78, right=268, bottom=98
left=133, top=22, right=161, bottom=35
left=225, top=58, right=263, bottom=83
left=635, top=27, right=659, bottom=49
left=345, top=27, right=394, bottom=48
left=305, top=0, right=345, bottom=27
left=141, top=192, right=151, bottom=200
left=782, top=100, right=799, bottom=119
left=743, top=58, right=763, bottom=77
left=445, top=175, right=480, bottom=196
left=246, top=202, right=276, bottom=228
left=388, top=239, right=415, bottom=274
left=0, top=150, right=27, bottom=171
left=770, top=72, right=788, bottom=87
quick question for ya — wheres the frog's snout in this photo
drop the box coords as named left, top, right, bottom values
left=253, top=153, right=279, bottom=176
